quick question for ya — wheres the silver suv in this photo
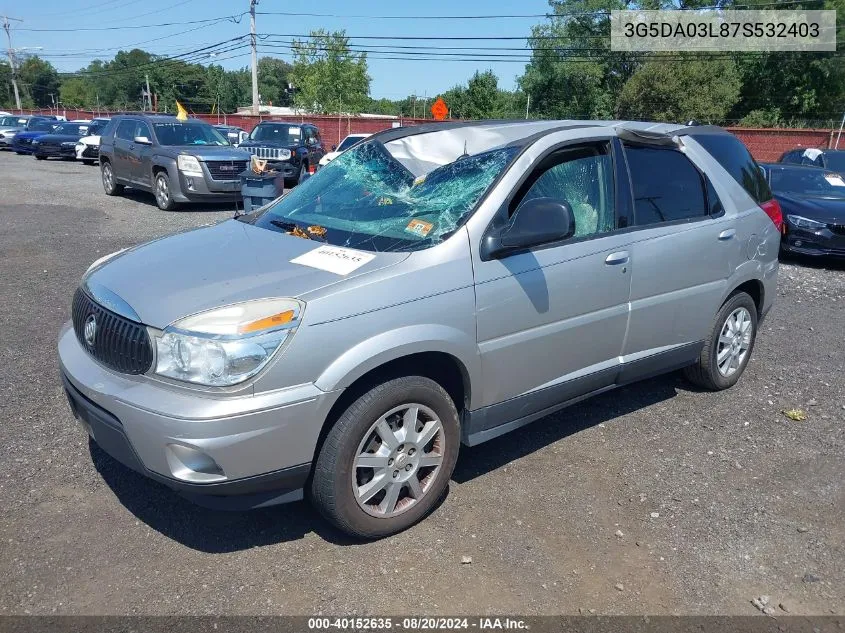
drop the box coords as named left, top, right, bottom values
left=59, top=120, right=781, bottom=538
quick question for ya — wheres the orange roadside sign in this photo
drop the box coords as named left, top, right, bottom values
left=431, top=97, right=448, bottom=120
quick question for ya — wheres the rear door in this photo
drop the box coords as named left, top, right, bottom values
left=619, top=141, right=735, bottom=368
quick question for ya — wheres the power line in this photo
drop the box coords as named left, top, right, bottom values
left=254, top=1, right=822, bottom=20
left=14, top=13, right=246, bottom=32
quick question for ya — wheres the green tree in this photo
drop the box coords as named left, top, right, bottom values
left=18, top=56, right=60, bottom=108
left=59, top=78, right=91, bottom=108
left=258, top=57, right=293, bottom=107
left=520, top=0, right=634, bottom=120
left=617, top=56, right=742, bottom=123
left=0, top=61, right=13, bottom=109
left=289, top=30, right=370, bottom=114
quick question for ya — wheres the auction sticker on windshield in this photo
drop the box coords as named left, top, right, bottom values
left=290, top=245, right=376, bottom=275
left=405, top=218, right=434, bottom=237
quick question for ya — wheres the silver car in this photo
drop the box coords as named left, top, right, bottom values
left=58, top=120, right=781, bottom=538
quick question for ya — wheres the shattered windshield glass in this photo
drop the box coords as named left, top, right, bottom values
left=251, top=140, right=519, bottom=252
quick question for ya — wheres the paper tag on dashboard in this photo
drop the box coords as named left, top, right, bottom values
left=290, top=245, right=376, bottom=275
left=824, top=174, right=845, bottom=186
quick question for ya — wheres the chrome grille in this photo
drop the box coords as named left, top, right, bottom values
left=243, top=146, right=289, bottom=160
left=71, top=288, right=153, bottom=375
left=830, top=224, right=845, bottom=236
left=206, top=160, right=248, bottom=180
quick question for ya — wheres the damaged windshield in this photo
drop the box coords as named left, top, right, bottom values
left=250, top=140, right=519, bottom=252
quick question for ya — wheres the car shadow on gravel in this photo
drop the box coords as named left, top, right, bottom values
left=453, top=374, right=683, bottom=483
left=780, top=252, right=845, bottom=271
left=90, top=373, right=684, bottom=552
left=88, top=440, right=360, bottom=551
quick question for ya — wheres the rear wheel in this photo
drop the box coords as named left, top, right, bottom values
left=684, top=291, right=757, bottom=391
left=35, top=155, right=45, bottom=160
left=311, top=376, right=460, bottom=539
left=154, top=171, right=179, bottom=211
left=101, top=161, right=123, bottom=196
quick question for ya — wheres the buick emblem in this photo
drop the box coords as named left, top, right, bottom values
left=83, top=314, right=97, bottom=347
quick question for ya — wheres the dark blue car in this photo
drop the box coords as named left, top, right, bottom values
left=12, top=118, right=59, bottom=154
left=760, top=162, right=845, bottom=258
left=33, top=121, right=105, bottom=160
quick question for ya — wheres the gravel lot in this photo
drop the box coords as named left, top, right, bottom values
left=0, top=151, right=843, bottom=616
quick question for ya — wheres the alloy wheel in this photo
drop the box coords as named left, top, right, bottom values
left=155, top=175, right=169, bottom=207
left=716, top=307, right=753, bottom=377
left=352, top=403, right=445, bottom=519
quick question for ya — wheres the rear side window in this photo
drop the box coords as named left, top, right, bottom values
left=692, top=133, right=772, bottom=203
left=99, top=120, right=116, bottom=139
left=624, top=144, right=708, bottom=226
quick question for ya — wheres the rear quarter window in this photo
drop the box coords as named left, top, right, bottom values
left=691, top=133, right=772, bottom=203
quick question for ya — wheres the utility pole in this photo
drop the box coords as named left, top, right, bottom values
left=525, top=94, right=530, bottom=120
left=145, top=73, right=152, bottom=111
left=836, top=111, right=845, bottom=150
left=3, top=15, right=23, bottom=111
left=250, top=0, right=259, bottom=115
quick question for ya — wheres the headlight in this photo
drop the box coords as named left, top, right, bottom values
left=76, top=142, right=85, bottom=149
left=154, top=298, right=303, bottom=386
left=786, top=214, right=827, bottom=230
left=177, top=154, right=203, bottom=176
left=31, top=139, right=40, bottom=145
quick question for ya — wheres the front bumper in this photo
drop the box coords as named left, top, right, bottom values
left=782, top=225, right=845, bottom=258
left=77, top=144, right=99, bottom=160
left=173, top=168, right=243, bottom=203
left=12, top=141, right=34, bottom=154
left=35, top=145, right=76, bottom=159
left=58, top=323, right=342, bottom=509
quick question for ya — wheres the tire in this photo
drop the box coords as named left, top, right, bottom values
left=286, top=163, right=307, bottom=188
left=311, top=376, right=461, bottom=539
left=82, top=160, right=95, bottom=166
left=35, top=155, right=45, bottom=160
left=683, top=291, right=758, bottom=391
left=153, top=171, right=179, bottom=211
left=15, top=151, right=25, bottom=155
left=101, top=161, right=123, bottom=196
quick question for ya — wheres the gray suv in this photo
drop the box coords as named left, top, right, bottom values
left=99, top=114, right=251, bottom=210
left=59, top=120, right=781, bottom=538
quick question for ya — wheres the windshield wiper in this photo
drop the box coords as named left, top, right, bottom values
left=269, top=219, right=328, bottom=241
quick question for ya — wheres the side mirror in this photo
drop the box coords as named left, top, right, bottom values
left=483, top=197, right=575, bottom=259
left=331, top=144, right=337, bottom=151
left=134, top=136, right=152, bottom=145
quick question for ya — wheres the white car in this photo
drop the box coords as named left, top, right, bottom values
left=74, top=118, right=111, bottom=164
left=318, top=133, right=371, bottom=166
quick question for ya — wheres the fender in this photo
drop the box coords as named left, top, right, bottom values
left=314, top=324, right=481, bottom=407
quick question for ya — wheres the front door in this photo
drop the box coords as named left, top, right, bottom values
left=113, top=120, right=137, bottom=182
left=472, top=140, right=634, bottom=417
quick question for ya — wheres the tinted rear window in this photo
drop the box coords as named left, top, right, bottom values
left=692, top=133, right=772, bottom=203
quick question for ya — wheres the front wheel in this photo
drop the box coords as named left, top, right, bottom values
left=35, top=155, right=45, bottom=160
left=311, top=376, right=460, bottom=539
left=683, top=291, right=758, bottom=391
left=154, top=171, right=179, bottom=211
left=82, top=160, right=95, bottom=166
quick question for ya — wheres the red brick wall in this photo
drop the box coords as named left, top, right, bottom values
left=16, top=108, right=843, bottom=161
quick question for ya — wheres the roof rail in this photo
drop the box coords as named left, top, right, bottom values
left=616, top=126, right=680, bottom=147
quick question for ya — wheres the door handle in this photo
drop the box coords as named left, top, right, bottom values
left=605, top=251, right=629, bottom=265
left=718, top=228, right=736, bottom=241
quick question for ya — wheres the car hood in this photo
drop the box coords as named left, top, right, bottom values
left=175, top=146, right=252, bottom=161
left=85, top=219, right=408, bottom=328
left=79, top=135, right=101, bottom=145
left=320, top=151, right=341, bottom=163
left=16, top=131, right=50, bottom=140
left=36, top=133, right=84, bottom=144
left=776, top=193, right=845, bottom=223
